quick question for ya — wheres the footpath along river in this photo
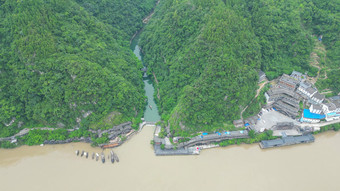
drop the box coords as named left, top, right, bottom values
left=0, top=128, right=340, bottom=191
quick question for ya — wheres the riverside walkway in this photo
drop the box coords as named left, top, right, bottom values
left=300, top=118, right=340, bottom=128
left=164, top=130, right=249, bottom=150
left=0, top=127, right=74, bottom=142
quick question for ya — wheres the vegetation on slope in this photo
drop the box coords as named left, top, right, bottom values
left=76, top=0, right=156, bottom=38
left=141, top=0, right=261, bottom=135
left=0, top=0, right=155, bottom=137
left=140, top=0, right=338, bottom=136
left=301, top=0, right=340, bottom=95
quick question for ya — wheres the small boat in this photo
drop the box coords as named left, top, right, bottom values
left=110, top=150, right=115, bottom=164
left=81, top=150, right=84, bottom=157
left=149, top=105, right=152, bottom=110
left=75, top=150, right=79, bottom=156
left=101, top=152, right=105, bottom=163
left=96, top=153, right=99, bottom=161
left=102, top=143, right=119, bottom=149
left=92, top=152, right=95, bottom=160
left=85, top=152, right=88, bottom=159
left=111, top=150, right=119, bottom=162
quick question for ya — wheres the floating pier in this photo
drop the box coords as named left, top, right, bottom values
left=260, top=134, right=315, bottom=149
left=154, top=145, right=199, bottom=156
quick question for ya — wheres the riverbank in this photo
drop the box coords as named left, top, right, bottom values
left=1, top=126, right=339, bottom=191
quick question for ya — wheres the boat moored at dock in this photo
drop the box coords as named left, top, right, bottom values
left=101, top=152, right=105, bottom=163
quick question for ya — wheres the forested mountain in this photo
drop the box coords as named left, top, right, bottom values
left=76, top=0, right=156, bottom=38
left=0, top=0, right=337, bottom=138
left=0, top=0, right=155, bottom=137
left=140, top=0, right=339, bottom=135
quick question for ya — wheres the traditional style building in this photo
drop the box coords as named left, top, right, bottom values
left=311, top=92, right=325, bottom=104
left=277, top=74, right=299, bottom=91
left=310, top=104, right=323, bottom=114
left=290, top=71, right=307, bottom=82
left=322, top=101, right=340, bottom=121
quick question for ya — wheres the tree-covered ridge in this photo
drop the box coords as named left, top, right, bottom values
left=76, top=0, right=156, bottom=38
left=141, top=0, right=261, bottom=134
left=0, top=0, right=151, bottom=137
left=299, top=0, right=340, bottom=95
left=140, top=0, right=338, bottom=135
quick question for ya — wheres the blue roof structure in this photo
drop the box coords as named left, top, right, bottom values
left=303, top=109, right=325, bottom=119
left=202, top=133, right=208, bottom=135
left=244, top=123, right=250, bottom=127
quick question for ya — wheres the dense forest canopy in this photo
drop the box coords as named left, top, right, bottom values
left=0, top=0, right=155, bottom=137
left=140, top=0, right=339, bottom=135
left=0, top=0, right=338, bottom=138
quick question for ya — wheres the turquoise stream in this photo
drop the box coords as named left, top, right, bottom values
left=131, top=33, right=161, bottom=122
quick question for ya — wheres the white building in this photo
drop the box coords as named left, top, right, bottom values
left=297, top=85, right=317, bottom=98
left=311, top=92, right=325, bottom=104
left=310, top=104, right=323, bottom=114
left=322, top=102, right=340, bottom=121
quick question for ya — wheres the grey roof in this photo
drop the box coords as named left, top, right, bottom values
left=233, top=119, right=244, bottom=125
left=311, top=104, right=323, bottom=111
left=261, top=139, right=284, bottom=147
left=306, top=87, right=317, bottom=95
left=333, top=101, right=340, bottom=109
left=292, top=134, right=315, bottom=142
left=274, top=122, right=295, bottom=130
left=261, top=134, right=314, bottom=148
left=258, top=70, right=266, bottom=78
left=279, top=74, right=299, bottom=85
left=325, top=103, right=337, bottom=111
left=299, top=81, right=311, bottom=90
left=329, top=96, right=340, bottom=101
left=312, top=92, right=325, bottom=101
left=291, top=71, right=302, bottom=78
left=290, top=71, right=306, bottom=81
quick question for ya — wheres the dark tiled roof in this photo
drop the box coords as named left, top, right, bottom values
left=311, top=104, right=322, bottom=111
left=329, top=96, right=340, bottom=101
left=325, top=103, right=337, bottom=111
left=312, top=92, right=325, bottom=100
left=298, top=81, right=311, bottom=90
left=306, top=87, right=317, bottom=95
left=279, top=74, right=299, bottom=85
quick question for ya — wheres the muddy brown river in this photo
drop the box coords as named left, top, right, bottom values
left=0, top=126, right=339, bottom=191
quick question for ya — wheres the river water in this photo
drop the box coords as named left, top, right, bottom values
left=1, top=21, right=340, bottom=191
left=131, top=32, right=160, bottom=122
left=0, top=127, right=340, bottom=191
